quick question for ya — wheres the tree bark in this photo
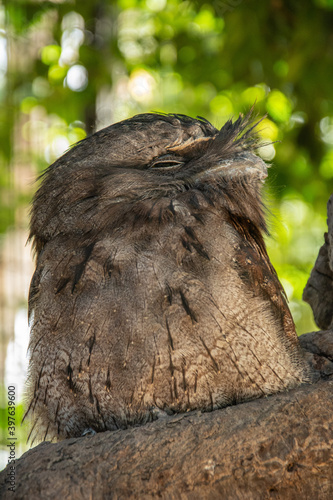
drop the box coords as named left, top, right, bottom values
left=303, top=194, right=333, bottom=330
left=0, top=328, right=333, bottom=500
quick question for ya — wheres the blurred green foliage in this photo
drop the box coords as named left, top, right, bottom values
left=1, top=0, right=333, bottom=465
left=1, top=2, right=333, bottom=331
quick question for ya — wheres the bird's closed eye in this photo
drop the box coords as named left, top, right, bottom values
left=149, top=155, right=185, bottom=169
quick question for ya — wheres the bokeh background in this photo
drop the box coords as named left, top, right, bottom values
left=1, top=0, right=332, bottom=467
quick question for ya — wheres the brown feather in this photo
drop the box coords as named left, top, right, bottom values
left=25, top=110, right=313, bottom=442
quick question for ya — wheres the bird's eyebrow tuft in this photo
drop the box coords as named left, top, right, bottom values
left=167, top=135, right=214, bottom=154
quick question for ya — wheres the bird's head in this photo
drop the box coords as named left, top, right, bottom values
left=29, top=110, right=268, bottom=253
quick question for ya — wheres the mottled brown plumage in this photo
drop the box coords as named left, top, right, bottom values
left=24, top=111, right=312, bottom=443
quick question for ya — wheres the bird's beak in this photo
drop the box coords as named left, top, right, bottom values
left=193, top=154, right=268, bottom=183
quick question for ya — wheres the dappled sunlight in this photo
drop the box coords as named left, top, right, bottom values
left=65, top=64, right=88, bottom=92
left=128, top=68, right=157, bottom=102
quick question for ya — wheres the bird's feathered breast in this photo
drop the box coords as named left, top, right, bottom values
left=25, top=111, right=311, bottom=442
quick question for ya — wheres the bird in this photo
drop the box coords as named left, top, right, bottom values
left=24, top=110, right=313, bottom=443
